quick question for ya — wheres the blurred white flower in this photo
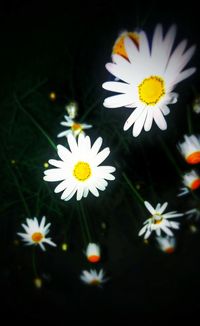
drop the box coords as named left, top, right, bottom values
left=80, top=269, right=107, bottom=286
left=178, top=135, right=200, bottom=164
left=193, top=96, right=200, bottom=114
left=86, top=243, right=101, bottom=263
left=57, top=115, right=92, bottom=138
left=103, top=24, right=196, bottom=137
left=138, top=201, right=183, bottom=239
left=17, top=216, right=56, bottom=251
left=156, top=236, right=176, bottom=254
left=178, top=170, right=200, bottom=197
left=44, top=134, right=116, bottom=201
left=185, top=208, right=200, bottom=221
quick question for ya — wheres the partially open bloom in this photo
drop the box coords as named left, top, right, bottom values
left=57, top=115, right=92, bottom=138
left=178, top=135, right=200, bottom=164
left=65, top=101, right=78, bottom=119
left=86, top=243, right=101, bottom=263
left=80, top=269, right=107, bottom=286
left=112, top=30, right=140, bottom=60
left=103, top=24, right=196, bottom=137
left=17, top=217, right=56, bottom=251
left=138, top=201, right=183, bottom=239
left=44, top=134, right=116, bottom=201
left=156, top=236, right=176, bottom=254
left=178, top=170, right=200, bottom=196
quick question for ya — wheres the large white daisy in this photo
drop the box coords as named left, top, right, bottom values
left=138, top=201, right=183, bottom=239
left=57, top=114, right=92, bottom=138
left=17, top=216, right=56, bottom=251
left=102, top=24, right=196, bottom=137
left=43, top=134, right=116, bottom=201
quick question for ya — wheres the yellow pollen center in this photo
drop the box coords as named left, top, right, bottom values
left=153, top=214, right=163, bottom=224
left=138, top=76, right=165, bottom=105
left=71, top=122, right=82, bottom=131
left=73, top=161, right=91, bottom=181
left=90, top=279, right=101, bottom=286
left=32, top=232, right=43, bottom=243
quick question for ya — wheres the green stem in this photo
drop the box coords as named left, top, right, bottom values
left=187, top=105, right=193, bottom=134
left=14, top=94, right=57, bottom=150
left=32, top=247, right=38, bottom=277
left=77, top=205, right=87, bottom=246
left=79, top=201, right=92, bottom=242
left=159, top=136, right=182, bottom=177
left=122, top=172, right=144, bottom=205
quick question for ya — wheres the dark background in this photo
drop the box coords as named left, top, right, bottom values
left=1, top=0, right=200, bottom=322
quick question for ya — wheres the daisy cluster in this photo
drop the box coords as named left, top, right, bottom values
left=16, top=23, right=198, bottom=286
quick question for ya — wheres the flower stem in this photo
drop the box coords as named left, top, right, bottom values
left=14, top=94, right=57, bottom=150
left=187, top=105, right=193, bottom=134
left=32, top=247, right=38, bottom=277
left=122, top=172, right=144, bottom=206
left=158, top=136, right=182, bottom=177
left=79, top=201, right=92, bottom=243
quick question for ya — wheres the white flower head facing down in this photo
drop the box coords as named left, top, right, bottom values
left=102, top=24, right=196, bottom=137
left=44, top=134, right=116, bottom=201
left=156, top=236, right=176, bottom=254
left=178, top=170, right=200, bottom=197
left=178, top=134, right=200, bottom=164
left=17, top=216, right=56, bottom=251
left=80, top=269, right=107, bottom=286
left=138, top=201, right=183, bottom=239
left=86, top=243, right=101, bottom=263
left=57, top=114, right=92, bottom=138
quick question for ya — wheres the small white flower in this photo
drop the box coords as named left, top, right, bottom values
left=57, top=115, right=92, bottom=138
left=138, top=201, right=183, bottom=239
left=156, top=236, right=176, bottom=254
left=80, top=269, right=107, bottom=286
left=17, top=216, right=56, bottom=251
left=103, top=24, right=196, bottom=137
left=178, top=170, right=200, bottom=197
left=185, top=208, right=200, bottom=221
left=178, top=135, right=200, bottom=164
left=44, top=134, right=116, bottom=201
left=86, top=243, right=101, bottom=263
left=193, top=96, right=200, bottom=114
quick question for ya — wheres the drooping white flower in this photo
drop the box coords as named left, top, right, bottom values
left=57, top=115, right=92, bottom=138
left=178, top=135, right=200, bottom=164
left=44, top=134, right=116, bottom=201
left=86, top=243, right=101, bottom=263
left=103, top=24, right=196, bottom=137
left=138, top=201, right=183, bottom=239
left=178, top=170, right=200, bottom=196
left=80, top=269, right=107, bottom=286
left=156, top=236, right=176, bottom=254
left=17, top=216, right=56, bottom=251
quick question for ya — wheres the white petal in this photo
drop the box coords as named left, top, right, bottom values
left=102, top=81, right=131, bottom=94
left=57, top=145, right=72, bottom=161
left=132, top=107, right=148, bottom=137
left=124, top=36, right=139, bottom=63
left=103, top=93, right=133, bottom=108
left=158, top=202, right=168, bottom=214
left=123, top=107, right=143, bottom=131
left=94, top=148, right=110, bottom=166
left=144, top=109, right=153, bottom=131
left=48, top=159, right=65, bottom=168
left=144, top=201, right=155, bottom=215
left=153, top=109, right=167, bottom=130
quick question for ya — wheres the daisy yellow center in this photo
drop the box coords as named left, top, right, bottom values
left=87, top=255, right=101, bottom=263
left=191, top=178, right=200, bottom=190
left=186, top=151, right=200, bottom=164
left=153, top=213, right=163, bottom=224
left=73, top=161, right=91, bottom=181
left=165, top=247, right=175, bottom=254
left=112, top=32, right=139, bottom=60
left=138, top=76, right=165, bottom=105
left=90, top=279, right=101, bottom=286
left=71, top=122, right=82, bottom=131
left=32, top=232, right=43, bottom=243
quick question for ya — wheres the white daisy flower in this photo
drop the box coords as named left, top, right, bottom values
left=80, top=269, right=107, bottom=286
left=178, top=135, right=200, bottom=164
left=57, top=115, right=92, bottom=138
left=185, top=208, right=200, bottom=221
left=156, top=236, right=176, bottom=254
left=138, top=201, right=183, bottom=239
left=17, top=216, right=56, bottom=251
left=43, top=134, right=116, bottom=201
left=102, top=24, right=196, bottom=137
left=86, top=243, right=101, bottom=263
